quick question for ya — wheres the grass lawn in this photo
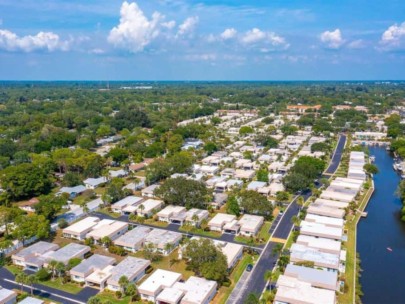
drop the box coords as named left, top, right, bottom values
left=40, top=278, right=83, bottom=294
left=91, top=292, right=140, bottom=304
left=5, top=264, right=22, bottom=275
left=98, top=208, right=121, bottom=219
left=141, top=218, right=169, bottom=228
left=178, top=226, right=221, bottom=238
left=131, top=249, right=194, bottom=280
left=214, top=254, right=256, bottom=304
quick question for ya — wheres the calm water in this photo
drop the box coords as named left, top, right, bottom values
left=358, top=147, right=405, bottom=303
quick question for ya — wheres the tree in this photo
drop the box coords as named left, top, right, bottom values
left=363, top=163, right=379, bottom=175
left=256, top=168, right=269, bottom=182
left=55, top=262, right=66, bottom=278
left=35, top=268, right=51, bottom=281
left=67, top=258, right=82, bottom=270
left=226, top=196, right=240, bottom=217
left=255, top=134, right=278, bottom=148
left=311, top=142, right=330, bottom=153
left=118, top=275, right=129, bottom=294
left=184, top=238, right=228, bottom=283
left=276, top=191, right=290, bottom=204
left=103, top=178, right=126, bottom=204
left=16, top=272, right=27, bottom=292
left=35, top=194, right=67, bottom=221
left=245, top=293, right=260, bottom=304
left=108, top=147, right=129, bottom=164
left=0, top=163, right=52, bottom=201
left=125, top=283, right=138, bottom=303
left=101, top=236, right=112, bottom=248
left=13, top=214, right=50, bottom=243
left=26, top=274, right=38, bottom=295
left=280, top=125, right=298, bottom=136
left=239, top=190, right=273, bottom=220
left=87, top=296, right=102, bottom=304
left=166, top=133, right=184, bottom=155
left=154, top=177, right=209, bottom=209
left=239, top=126, right=254, bottom=135
left=62, top=172, right=82, bottom=187
left=283, top=172, right=310, bottom=193
left=48, top=260, right=58, bottom=280
left=203, top=142, right=218, bottom=155
left=112, top=107, right=151, bottom=131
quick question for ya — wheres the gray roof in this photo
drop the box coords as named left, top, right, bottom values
left=14, top=241, right=58, bottom=259
left=18, top=297, right=44, bottom=304
left=60, top=185, right=86, bottom=194
left=114, top=226, right=152, bottom=246
left=107, top=256, right=150, bottom=285
left=285, top=264, right=337, bottom=288
left=71, top=254, right=115, bottom=275
left=45, top=243, right=90, bottom=264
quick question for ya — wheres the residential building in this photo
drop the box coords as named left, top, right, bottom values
left=138, top=269, right=182, bottom=302
left=0, top=287, right=17, bottom=304
left=114, top=226, right=152, bottom=252
left=107, top=257, right=150, bottom=291
left=62, top=217, right=100, bottom=240
left=83, top=177, right=108, bottom=189
left=238, top=214, right=264, bottom=236
left=208, top=214, right=236, bottom=232
left=86, top=220, right=129, bottom=243
left=70, top=254, right=116, bottom=283
left=144, top=229, right=182, bottom=255
left=284, top=264, right=338, bottom=291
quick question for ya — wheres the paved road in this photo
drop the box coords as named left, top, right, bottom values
left=0, top=267, right=98, bottom=304
left=324, top=134, right=347, bottom=174
left=229, top=134, right=347, bottom=304
left=93, top=212, right=264, bottom=252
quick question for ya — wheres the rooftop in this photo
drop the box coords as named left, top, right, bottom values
left=107, top=256, right=150, bottom=286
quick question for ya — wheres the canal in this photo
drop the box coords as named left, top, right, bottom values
left=357, top=146, right=405, bottom=303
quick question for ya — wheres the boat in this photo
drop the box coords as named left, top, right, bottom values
left=402, top=175, right=405, bottom=180
left=370, top=156, right=375, bottom=162
left=387, top=247, right=393, bottom=252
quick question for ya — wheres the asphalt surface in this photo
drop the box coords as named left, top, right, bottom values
left=230, top=134, right=347, bottom=304
left=0, top=267, right=98, bottom=304
left=324, top=134, right=347, bottom=174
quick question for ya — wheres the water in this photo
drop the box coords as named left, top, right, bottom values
left=357, top=147, right=405, bottom=303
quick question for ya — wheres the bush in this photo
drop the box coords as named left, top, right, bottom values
left=36, top=268, right=51, bottom=281
left=222, top=280, right=231, bottom=287
left=108, top=245, right=126, bottom=256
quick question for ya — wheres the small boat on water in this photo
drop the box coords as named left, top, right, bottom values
left=387, top=247, right=393, bottom=252
left=370, top=156, right=375, bottom=162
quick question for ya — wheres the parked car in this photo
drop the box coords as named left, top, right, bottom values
left=246, top=264, right=253, bottom=272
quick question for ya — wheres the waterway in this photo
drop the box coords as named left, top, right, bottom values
left=357, top=147, right=405, bottom=303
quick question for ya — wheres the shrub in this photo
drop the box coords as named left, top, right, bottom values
left=36, top=268, right=51, bottom=281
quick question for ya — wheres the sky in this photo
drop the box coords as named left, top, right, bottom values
left=0, top=0, right=405, bottom=80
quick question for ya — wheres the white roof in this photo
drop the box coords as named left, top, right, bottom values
left=300, top=221, right=343, bottom=240
left=112, top=196, right=143, bottom=209
left=290, top=244, right=340, bottom=270
left=305, top=214, right=344, bottom=228
left=173, top=276, right=217, bottom=304
left=216, top=242, right=243, bottom=269
left=296, top=235, right=341, bottom=254
left=238, top=214, right=264, bottom=231
left=19, top=297, right=44, bottom=304
left=275, top=275, right=336, bottom=304
left=83, top=177, right=107, bottom=187
left=0, top=287, right=16, bottom=303
left=86, top=220, right=128, bottom=240
left=63, top=216, right=100, bottom=234
left=137, top=199, right=163, bottom=213
left=157, top=205, right=186, bottom=217
left=139, top=269, right=182, bottom=295
left=208, top=213, right=236, bottom=226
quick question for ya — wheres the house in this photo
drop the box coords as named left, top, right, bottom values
left=214, top=241, right=243, bottom=269
left=211, top=193, right=228, bottom=209
left=136, top=199, right=164, bottom=217
left=286, top=104, right=322, bottom=113
left=107, top=257, right=150, bottom=291
left=43, top=243, right=90, bottom=266
left=142, top=184, right=160, bottom=198
left=157, top=206, right=187, bottom=223
left=114, top=226, right=152, bottom=252
left=58, top=185, right=87, bottom=198
left=184, top=209, right=209, bottom=226
left=157, top=276, right=217, bottom=304
left=208, top=214, right=236, bottom=233
left=296, top=235, right=341, bottom=255
left=129, top=159, right=154, bottom=172
left=200, top=165, right=219, bottom=176
left=18, top=198, right=39, bottom=213
left=304, top=214, right=344, bottom=229
left=234, top=169, right=255, bottom=180
left=70, top=254, right=116, bottom=283
left=19, top=297, right=44, bottom=304
left=144, top=230, right=182, bottom=255
left=139, top=269, right=182, bottom=303
left=86, top=220, right=128, bottom=243
left=290, top=244, right=340, bottom=271
left=83, top=177, right=108, bottom=189
left=300, top=221, right=343, bottom=241
left=247, top=181, right=267, bottom=191
left=111, top=196, right=143, bottom=215
left=284, top=264, right=338, bottom=291
left=12, top=241, right=59, bottom=271
left=123, top=178, right=146, bottom=192
left=85, top=264, right=115, bottom=290
left=109, top=169, right=128, bottom=178
left=63, top=217, right=101, bottom=241
left=238, top=214, right=264, bottom=236
left=275, top=275, right=336, bottom=304
left=0, top=287, right=17, bottom=304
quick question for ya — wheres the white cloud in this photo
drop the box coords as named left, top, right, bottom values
left=347, top=39, right=365, bottom=49
left=177, top=16, right=199, bottom=36
left=240, top=28, right=288, bottom=48
left=108, top=1, right=167, bottom=52
left=320, top=29, right=344, bottom=49
left=162, top=20, right=176, bottom=30
left=89, top=48, right=105, bottom=54
left=220, top=28, right=237, bottom=40
left=380, top=22, right=405, bottom=48
left=185, top=53, right=216, bottom=61
left=0, top=29, right=70, bottom=52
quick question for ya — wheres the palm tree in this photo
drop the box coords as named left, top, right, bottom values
left=138, top=204, right=145, bottom=216
left=16, top=273, right=27, bottom=292
left=27, top=274, right=37, bottom=295
left=47, top=260, right=58, bottom=280
left=264, top=270, right=273, bottom=282
left=118, top=275, right=129, bottom=295
left=100, top=236, right=112, bottom=248
left=164, top=243, right=174, bottom=255
left=125, top=283, right=138, bottom=303
left=55, top=262, right=66, bottom=279
left=191, top=214, right=199, bottom=227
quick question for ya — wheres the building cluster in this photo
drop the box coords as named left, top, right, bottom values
left=274, top=151, right=368, bottom=304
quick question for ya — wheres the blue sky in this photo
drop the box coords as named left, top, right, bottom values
left=0, top=0, right=405, bottom=80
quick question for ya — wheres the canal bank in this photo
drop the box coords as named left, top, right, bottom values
left=357, top=147, right=405, bottom=303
